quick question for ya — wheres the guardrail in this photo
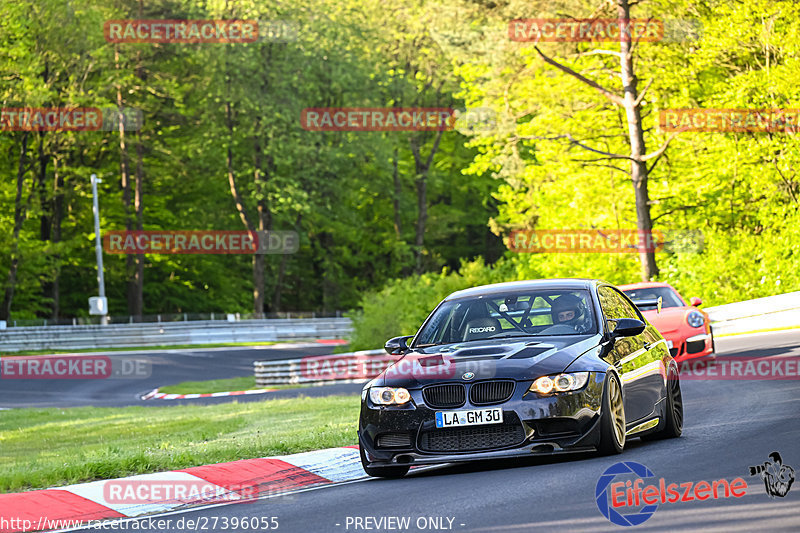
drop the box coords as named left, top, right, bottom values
left=706, top=291, right=800, bottom=336
left=255, top=349, right=391, bottom=387
left=3, top=291, right=796, bottom=354
left=0, top=311, right=344, bottom=328
left=0, top=318, right=352, bottom=352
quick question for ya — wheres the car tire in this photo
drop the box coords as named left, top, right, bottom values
left=642, top=368, right=683, bottom=440
left=359, top=445, right=410, bottom=478
left=597, top=373, right=626, bottom=455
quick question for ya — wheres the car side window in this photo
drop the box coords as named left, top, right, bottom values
left=613, top=289, right=644, bottom=321
left=598, top=286, right=641, bottom=330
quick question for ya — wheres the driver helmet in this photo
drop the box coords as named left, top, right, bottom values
left=551, top=294, right=586, bottom=327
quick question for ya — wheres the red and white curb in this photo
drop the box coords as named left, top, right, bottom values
left=315, top=339, right=349, bottom=345
left=0, top=446, right=365, bottom=532
left=141, top=388, right=277, bottom=400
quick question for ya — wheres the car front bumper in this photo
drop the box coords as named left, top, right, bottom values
left=671, top=329, right=715, bottom=362
left=358, top=372, right=606, bottom=468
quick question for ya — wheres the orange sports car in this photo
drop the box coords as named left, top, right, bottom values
left=618, top=282, right=715, bottom=362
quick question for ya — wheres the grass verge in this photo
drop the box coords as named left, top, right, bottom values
left=157, top=377, right=303, bottom=394
left=0, top=395, right=360, bottom=493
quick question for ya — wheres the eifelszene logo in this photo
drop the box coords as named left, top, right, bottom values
left=595, top=461, right=748, bottom=526
left=749, top=452, right=795, bottom=498
left=596, top=462, right=658, bottom=526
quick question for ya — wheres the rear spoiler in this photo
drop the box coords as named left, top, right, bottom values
left=631, top=297, right=662, bottom=313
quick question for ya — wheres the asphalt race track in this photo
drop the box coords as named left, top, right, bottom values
left=0, top=343, right=362, bottom=408
left=58, top=329, right=800, bottom=533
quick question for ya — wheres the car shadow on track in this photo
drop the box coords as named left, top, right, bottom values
left=396, top=437, right=652, bottom=481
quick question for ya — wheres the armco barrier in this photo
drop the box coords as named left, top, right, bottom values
left=0, top=318, right=352, bottom=352
left=2, top=291, right=796, bottom=354
left=254, top=349, right=391, bottom=386
left=706, top=291, right=800, bottom=336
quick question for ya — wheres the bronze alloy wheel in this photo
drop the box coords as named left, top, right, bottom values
left=609, top=375, right=626, bottom=447
left=598, top=373, right=625, bottom=455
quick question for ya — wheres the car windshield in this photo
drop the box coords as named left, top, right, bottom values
left=414, top=289, right=597, bottom=346
left=622, top=287, right=685, bottom=309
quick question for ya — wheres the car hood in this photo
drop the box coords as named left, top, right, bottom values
left=641, top=307, right=696, bottom=334
left=378, top=334, right=602, bottom=388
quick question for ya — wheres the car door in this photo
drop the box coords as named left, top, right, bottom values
left=598, top=286, right=662, bottom=424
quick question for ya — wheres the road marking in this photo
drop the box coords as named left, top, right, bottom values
left=716, top=326, right=800, bottom=338
left=140, top=388, right=277, bottom=401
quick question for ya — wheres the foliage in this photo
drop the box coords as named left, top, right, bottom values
left=349, top=0, right=800, bottom=349
left=0, top=0, right=501, bottom=319
left=349, top=257, right=513, bottom=350
left=1, top=0, right=797, bottom=335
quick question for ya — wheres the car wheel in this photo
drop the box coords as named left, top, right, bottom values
left=643, top=369, right=683, bottom=440
left=597, top=373, right=625, bottom=455
left=359, top=445, right=410, bottom=478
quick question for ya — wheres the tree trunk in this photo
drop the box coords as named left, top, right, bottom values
left=130, top=26, right=145, bottom=319
left=414, top=173, right=427, bottom=273
left=532, top=0, right=670, bottom=282
left=132, top=131, right=145, bottom=318
left=272, top=213, right=301, bottom=312
left=36, top=132, right=55, bottom=313
left=51, top=157, right=64, bottom=319
left=115, top=47, right=138, bottom=315
left=1, top=132, right=31, bottom=321
left=409, top=129, right=444, bottom=274
left=251, top=117, right=272, bottom=318
left=392, top=147, right=402, bottom=238
left=618, top=0, right=658, bottom=281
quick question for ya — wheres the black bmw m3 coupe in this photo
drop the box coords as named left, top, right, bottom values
left=358, top=279, right=683, bottom=477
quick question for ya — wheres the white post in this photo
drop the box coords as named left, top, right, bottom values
left=91, top=174, right=108, bottom=325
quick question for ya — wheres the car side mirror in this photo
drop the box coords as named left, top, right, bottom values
left=689, top=297, right=702, bottom=307
left=610, top=318, right=646, bottom=339
left=384, top=335, right=413, bottom=354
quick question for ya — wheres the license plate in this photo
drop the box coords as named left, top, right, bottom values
left=435, top=408, right=503, bottom=428
left=666, top=340, right=674, bottom=349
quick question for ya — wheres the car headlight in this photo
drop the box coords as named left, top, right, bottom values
left=369, top=387, right=411, bottom=406
left=529, top=372, right=590, bottom=395
left=361, top=379, right=376, bottom=401
left=687, top=310, right=705, bottom=328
